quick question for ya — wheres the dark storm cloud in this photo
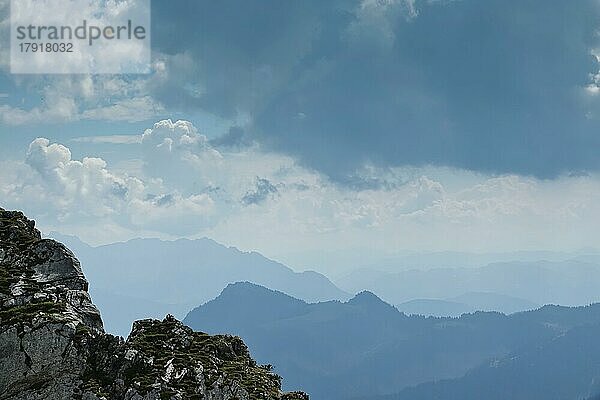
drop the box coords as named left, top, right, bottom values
left=209, top=126, right=250, bottom=148
left=151, top=0, right=600, bottom=180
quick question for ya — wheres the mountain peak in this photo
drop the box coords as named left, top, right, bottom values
left=0, top=208, right=308, bottom=400
left=0, top=209, right=41, bottom=246
left=218, top=281, right=307, bottom=304
left=223, top=280, right=268, bottom=292
left=0, top=208, right=104, bottom=332
left=348, top=290, right=386, bottom=306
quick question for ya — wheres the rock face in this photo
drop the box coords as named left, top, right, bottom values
left=0, top=208, right=308, bottom=400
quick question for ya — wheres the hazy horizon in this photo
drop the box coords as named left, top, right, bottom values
left=43, top=228, right=600, bottom=276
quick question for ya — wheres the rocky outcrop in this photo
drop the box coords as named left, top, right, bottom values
left=0, top=208, right=308, bottom=400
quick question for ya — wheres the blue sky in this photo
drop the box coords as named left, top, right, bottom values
left=1, top=0, right=600, bottom=272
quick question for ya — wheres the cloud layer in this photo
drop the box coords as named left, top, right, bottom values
left=1, top=120, right=599, bottom=272
left=148, top=0, right=600, bottom=179
left=3, top=0, right=600, bottom=181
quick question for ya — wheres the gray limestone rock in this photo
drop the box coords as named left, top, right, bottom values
left=0, top=207, right=308, bottom=400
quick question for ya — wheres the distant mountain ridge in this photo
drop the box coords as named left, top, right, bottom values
left=49, top=232, right=348, bottom=336
left=397, top=292, right=539, bottom=317
left=396, top=298, right=475, bottom=317
left=362, top=322, right=600, bottom=400
left=184, top=282, right=600, bottom=400
left=336, top=260, right=600, bottom=310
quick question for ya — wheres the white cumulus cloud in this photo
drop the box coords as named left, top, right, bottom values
left=1, top=119, right=600, bottom=273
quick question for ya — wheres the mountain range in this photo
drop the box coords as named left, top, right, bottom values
left=49, top=232, right=347, bottom=336
left=362, top=321, right=600, bottom=400
left=336, top=260, right=600, bottom=309
left=0, top=208, right=308, bottom=399
left=396, top=292, right=539, bottom=317
left=50, top=232, right=600, bottom=333
left=184, top=282, right=600, bottom=400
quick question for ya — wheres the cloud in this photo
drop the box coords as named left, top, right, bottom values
left=0, top=135, right=220, bottom=237
left=1, top=0, right=600, bottom=185
left=4, top=1, right=600, bottom=180
left=346, top=0, right=417, bottom=49
left=143, top=0, right=600, bottom=180
left=399, top=177, right=445, bottom=214
left=241, top=177, right=279, bottom=205
left=141, top=119, right=211, bottom=151
left=80, top=96, right=164, bottom=122
left=24, top=137, right=144, bottom=217
left=2, top=120, right=600, bottom=270
left=210, top=126, right=252, bottom=148
left=0, top=96, right=78, bottom=125
left=0, top=74, right=163, bottom=126
left=129, top=192, right=215, bottom=236
left=139, top=119, right=224, bottom=191
left=71, top=135, right=142, bottom=145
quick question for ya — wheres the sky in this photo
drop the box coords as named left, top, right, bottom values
left=1, top=0, right=600, bottom=274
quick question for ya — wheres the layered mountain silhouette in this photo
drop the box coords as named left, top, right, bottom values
left=397, top=292, right=539, bottom=317
left=184, top=282, right=600, bottom=400
left=337, top=260, right=600, bottom=311
left=49, top=233, right=347, bottom=336
left=363, top=320, right=600, bottom=400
